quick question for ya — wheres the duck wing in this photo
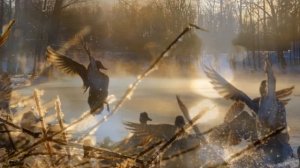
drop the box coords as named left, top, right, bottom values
left=274, top=86, right=294, bottom=105
left=252, top=86, right=295, bottom=105
left=46, top=46, right=89, bottom=91
left=124, top=122, right=177, bottom=141
left=203, top=66, right=258, bottom=112
left=0, top=20, right=15, bottom=47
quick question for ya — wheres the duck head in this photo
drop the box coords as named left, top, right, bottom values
left=140, top=112, right=152, bottom=124
left=88, top=55, right=107, bottom=71
left=175, top=115, right=185, bottom=128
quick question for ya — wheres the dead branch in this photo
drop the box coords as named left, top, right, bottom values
left=0, top=20, right=15, bottom=47
left=34, top=89, right=54, bottom=167
left=136, top=141, right=164, bottom=159
left=51, top=139, right=143, bottom=163
left=0, top=117, right=40, bottom=138
left=176, top=95, right=202, bottom=135
left=3, top=124, right=17, bottom=152
left=55, top=96, right=71, bottom=163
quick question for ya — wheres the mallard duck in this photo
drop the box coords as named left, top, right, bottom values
left=203, top=64, right=294, bottom=115
left=124, top=115, right=185, bottom=142
left=115, top=112, right=153, bottom=153
left=204, top=59, right=294, bottom=163
left=46, top=46, right=109, bottom=114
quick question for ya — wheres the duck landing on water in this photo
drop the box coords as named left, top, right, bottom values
left=46, top=46, right=109, bottom=115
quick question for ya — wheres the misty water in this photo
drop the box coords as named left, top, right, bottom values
left=15, top=69, right=300, bottom=164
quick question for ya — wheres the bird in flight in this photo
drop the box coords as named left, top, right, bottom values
left=46, top=44, right=109, bottom=115
left=203, top=65, right=294, bottom=114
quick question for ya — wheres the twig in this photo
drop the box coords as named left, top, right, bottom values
left=78, top=24, right=208, bottom=141
left=136, top=141, right=164, bottom=159
left=176, top=95, right=202, bottom=135
left=3, top=124, right=17, bottom=152
left=73, top=161, right=90, bottom=168
left=55, top=96, right=71, bottom=163
left=0, top=117, right=40, bottom=138
left=0, top=20, right=15, bottom=47
left=22, top=152, right=66, bottom=157
left=51, top=139, right=144, bottom=164
left=14, top=98, right=56, bottom=123
left=34, top=89, right=54, bottom=167
left=162, top=143, right=201, bottom=161
left=1, top=111, right=92, bottom=161
left=0, top=130, right=21, bottom=133
left=54, top=155, right=67, bottom=166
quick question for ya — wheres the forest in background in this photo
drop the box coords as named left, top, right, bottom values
left=0, top=0, right=300, bottom=75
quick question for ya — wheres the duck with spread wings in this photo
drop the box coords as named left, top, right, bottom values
left=46, top=46, right=109, bottom=114
left=203, top=63, right=294, bottom=118
left=203, top=59, right=294, bottom=163
left=124, top=115, right=186, bottom=142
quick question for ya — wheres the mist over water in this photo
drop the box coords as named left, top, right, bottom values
left=1, top=0, right=300, bottom=167
left=14, top=70, right=300, bottom=146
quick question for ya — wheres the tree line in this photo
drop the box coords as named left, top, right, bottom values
left=0, top=0, right=299, bottom=74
